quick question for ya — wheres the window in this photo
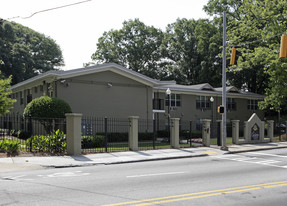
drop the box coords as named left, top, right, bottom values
left=34, top=86, right=38, bottom=93
left=40, top=85, right=43, bottom=92
left=165, top=94, right=181, bottom=107
left=248, top=100, right=258, bottom=110
left=227, top=98, right=236, bottom=111
left=196, top=96, right=211, bottom=110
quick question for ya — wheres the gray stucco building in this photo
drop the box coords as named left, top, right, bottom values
left=9, top=63, right=265, bottom=129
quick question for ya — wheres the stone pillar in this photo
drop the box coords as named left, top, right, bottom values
left=65, top=113, right=83, bottom=156
left=170, top=118, right=180, bottom=149
left=267, top=120, right=274, bottom=142
left=202, top=119, right=211, bottom=147
left=232, top=120, right=240, bottom=144
left=129, top=116, right=139, bottom=151
left=243, top=121, right=248, bottom=141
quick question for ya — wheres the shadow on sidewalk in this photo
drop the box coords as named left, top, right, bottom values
left=71, top=155, right=93, bottom=162
left=134, top=151, right=152, bottom=156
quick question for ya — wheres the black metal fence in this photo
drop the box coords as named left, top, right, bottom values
left=138, top=119, right=170, bottom=150
left=179, top=120, right=203, bottom=147
left=0, top=114, right=66, bottom=153
left=2, top=113, right=284, bottom=154
left=81, top=117, right=130, bottom=153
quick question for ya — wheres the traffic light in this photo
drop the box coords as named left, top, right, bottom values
left=218, top=105, right=224, bottom=114
left=230, top=47, right=236, bottom=65
left=280, top=34, right=287, bottom=58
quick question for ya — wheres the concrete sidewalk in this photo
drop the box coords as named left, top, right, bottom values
left=226, top=141, right=287, bottom=153
left=1, top=142, right=287, bottom=172
left=0, top=147, right=218, bottom=170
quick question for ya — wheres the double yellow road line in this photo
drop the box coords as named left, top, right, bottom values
left=103, top=180, right=287, bottom=206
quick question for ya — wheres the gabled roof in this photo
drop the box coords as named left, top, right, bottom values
left=10, top=63, right=265, bottom=99
left=215, top=86, right=240, bottom=93
left=154, top=84, right=265, bottom=99
left=10, top=63, right=176, bottom=90
left=188, top=83, right=215, bottom=91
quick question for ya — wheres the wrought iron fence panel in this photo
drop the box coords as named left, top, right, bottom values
left=273, top=121, right=286, bottom=141
left=137, top=118, right=170, bottom=150
left=81, top=117, right=129, bottom=153
left=179, top=120, right=203, bottom=147
left=138, top=119, right=155, bottom=150
left=0, top=114, right=66, bottom=153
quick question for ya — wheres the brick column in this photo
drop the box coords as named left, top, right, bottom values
left=170, top=118, right=180, bottom=149
left=65, top=113, right=83, bottom=156
left=129, top=116, right=139, bottom=151
left=202, top=119, right=211, bottom=147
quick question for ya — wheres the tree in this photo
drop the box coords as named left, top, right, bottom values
left=161, top=18, right=222, bottom=85
left=204, top=0, right=287, bottom=112
left=0, top=20, right=64, bottom=85
left=91, top=19, right=164, bottom=79
left=90, top=18, right=222, bottom=85
left=0, top=72, right=16, bottom=116
left=23, top=96, right=72, bottom=132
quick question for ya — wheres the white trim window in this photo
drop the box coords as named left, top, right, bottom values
left=196, top=96, right=211, bottom=110
left=248, top=99, right=258, bottom=110
left=165, top=94, right=181, bottom=107
left=227, top=98, right=236, bottom=111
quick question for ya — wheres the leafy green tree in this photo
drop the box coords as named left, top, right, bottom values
left=161, top=18, right=222, bottom=85
left=204, top=0, right=287, bottom=112
left=204, top=0, right=243, bottom=20
left=0, top=72, right=16, bottom=115
left=90, top=18, right=222, bottom=85
left=23, top=96, right=72, bottom=132
left=0, top=20, right=64, bottom=85
left=91, top=19, right=164, bottom=79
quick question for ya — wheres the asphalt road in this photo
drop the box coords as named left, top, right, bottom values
left=1, top=148, right=287, bottom=206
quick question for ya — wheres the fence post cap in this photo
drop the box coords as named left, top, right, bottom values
left=128, top=116, right=139, bottom=119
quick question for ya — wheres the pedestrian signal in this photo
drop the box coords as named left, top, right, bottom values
left=218, top=105, right=224, bottom=114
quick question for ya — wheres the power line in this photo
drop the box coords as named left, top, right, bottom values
left=6, top=0, right=92, bottom=20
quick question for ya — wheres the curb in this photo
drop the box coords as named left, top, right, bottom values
left=41, top=153, right=209, bottom=168
left=226, top=145, right=287, bottom=154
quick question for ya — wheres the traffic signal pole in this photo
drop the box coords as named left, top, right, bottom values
left=221, top=11, right=227, bottom=150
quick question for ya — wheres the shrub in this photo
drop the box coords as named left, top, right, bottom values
left=95, top=133, right=128, bottom=143
left=138, top=133, right=154, bottom=141
left=0, top=139, right=21, bottom=153
left=23, top=96, right=72, bottom=119
left=82, top=135, right=105, bottom=149
left=190, top=130, right=202, bottom=139
left=23, top=96, right=72, bottom=133
left=28, top=129, right=66, bottom=153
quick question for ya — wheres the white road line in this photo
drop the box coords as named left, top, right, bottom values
left=247, top=152, right=287, bottom=158
left=2, top=175, right=34, bottom=181
left=127, top=171, right=187, bottom=178
left=254, top=160, right=280, bottom=164
left=214, top=155, right=286, bottom=169
left=231, top=157, right=258, bottom=161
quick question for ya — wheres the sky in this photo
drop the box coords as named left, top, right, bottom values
left=2, top=0, right=210, bottom=70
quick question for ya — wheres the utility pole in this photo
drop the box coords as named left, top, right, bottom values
left=221, top=11, right=227, bottom=150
